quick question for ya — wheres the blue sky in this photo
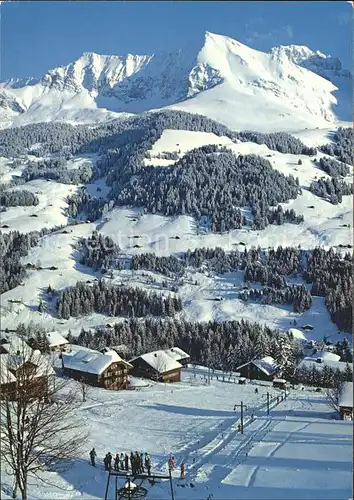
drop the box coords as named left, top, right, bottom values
left=1, top=1, right=352, bottom=80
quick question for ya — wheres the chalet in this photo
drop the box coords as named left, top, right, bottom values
left=62, top=348, right=132, bottom=390
left=310, top=351, right=340, bottom=363
left=0, top=335, right=54, bottom=401
left=130, top=350, right=183, bottom=383
left=164, top=347, right=190, bottom=366
left=46, top=331, right=69, bottom=352
left=297, top=356, right=349, bottom=374
left=338, top=382, right=353, bottom=420
left=236, top=356, right=279, bottom=382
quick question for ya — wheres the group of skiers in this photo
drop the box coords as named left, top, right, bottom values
left=89, top=448, right=151, bottom=475
left=89, top=448, right=185, bottom=478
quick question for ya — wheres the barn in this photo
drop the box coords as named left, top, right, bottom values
left=338, top=382, right=353, bottom=420
left=62, top=348, right=132, bottom=390
left=236, top=356, right=279, bottom=382
left=130, top=350, right=183, bottom=383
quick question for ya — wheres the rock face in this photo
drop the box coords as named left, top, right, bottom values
left=0, top=32, right=350, bottom=130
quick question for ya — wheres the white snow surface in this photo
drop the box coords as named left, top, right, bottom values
left=298, top=358, right=350, bottom=373
left=288, top=328, right=307, bottom=341
left=339, top=382, right=353, bottom=408
left=1, top=368, right=352, bottom=499
left=0, top=32, right=351, bottom=131
left=310, top=351, right=341, bottom=362
left=0, top=129, right=352, bottom=342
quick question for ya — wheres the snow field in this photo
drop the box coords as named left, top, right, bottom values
left=0, top=126, right=352, bottom=341
left=1, top=368, right=351, bottom=500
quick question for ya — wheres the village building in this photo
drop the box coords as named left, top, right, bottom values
left=62, top=348, right=132, bottom=390
left=310, top=351, right=341, bottom=363
left=163, top=347, right=190, bottom=366
left=338, top=382, right=353, bottom=420
left=297, top=356, right=350, bottom=374
left=236, top=356, right=279, bottom=382
left=46, top=331, right=70, bottom=352
left=0, top=335, right=54, bottom=401
left=129, top=350, right=183, bottom=383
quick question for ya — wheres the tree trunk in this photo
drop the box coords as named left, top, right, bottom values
left=12, top=478, right=17, bottom=499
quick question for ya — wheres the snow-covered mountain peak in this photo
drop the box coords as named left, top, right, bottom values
left=0, top=31, right=351, bottom=130
left=270, top=44, right=349, bottom=75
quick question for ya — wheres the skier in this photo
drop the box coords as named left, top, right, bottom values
left=180, top=463, right=185, bottom=479
left=145, top=453, right=151, bottom=476
left=130, top=452, right=135, bottom=474
left=135, top=451, right=141, bottom=473
left=104, top=454, right=109, bottom=471
left=125, top=453, right=129, bottom=471
left=254, top=388, right=258, bottom=394
left=107, top=452, right=112, bottom=471
left=168, top=455, right=176, bottom=470
left=140, top=452, right=145, bottom=473
left=114, top=453, right=120, bottom=471
left=120, top=452, right=125, bottom=470
left=89, top=448, right=96, bottom=467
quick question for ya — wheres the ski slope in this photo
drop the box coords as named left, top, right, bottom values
left=1, top=367, right=351, bottom=500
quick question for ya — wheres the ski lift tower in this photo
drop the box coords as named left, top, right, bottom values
left=104, top=469, right=175, bottom=500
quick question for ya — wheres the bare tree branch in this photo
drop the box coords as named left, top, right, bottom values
left=0, top=335, right=89, bottom=499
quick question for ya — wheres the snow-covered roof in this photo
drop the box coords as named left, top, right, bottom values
left=62, top=349, right=132, bottom=375
left=1, top=335, right=33, bottom=357
left=131, top=350, right=182, bottom=373
left=339, top=382, right=353, bottom=408
left=46, top=331, right=69, bottom=347
left=289, top=328, right=307, bottom=341
left=310, top=351, right=340, bottom=362
left=164, top=347, right=190, bottom=362
left=298, top=357, right=349, bottom=373
left=273, top=378, right=287, bottom=384
left=252, top=356, right=278, bottom=376
left=0, top=356, right=17, bottom=383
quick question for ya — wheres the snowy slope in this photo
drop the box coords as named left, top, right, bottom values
left=0, top=32, right=350, bottom=131
left=0, top=129, right=352, bottom=341
left=1, top=369, right=351, bottom=500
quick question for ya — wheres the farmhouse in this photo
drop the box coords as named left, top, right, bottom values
left=46, top=331, right=69, bottom=352
left=0, top=335, right=54, bottom=401
left=236, top=356, right=279, bottom=382
left=62, top=348, right=132, bottom=390
left=130, top=350, right=183, bottom=383
left=338, top=382, right=353, bottom=420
